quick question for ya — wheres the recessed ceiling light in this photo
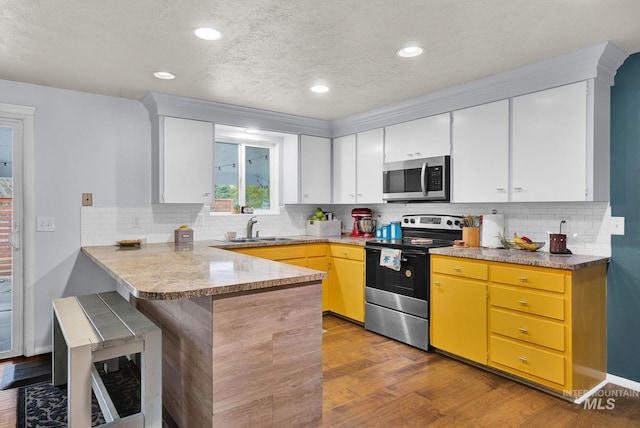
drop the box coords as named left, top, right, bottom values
left=153, top=71, right=176, bottom=80
left=195, top=27, right=222, bottom=41
left=397, top=46, right=424, bottom=58
left=245, top=128, right=259, bottom=134
left=310, top=85, right=329, bottom=93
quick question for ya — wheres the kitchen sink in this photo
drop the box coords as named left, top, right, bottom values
left=226, top=237, right=296, bottom=243
left=227, top=238, right=262, bottom=243
left=256, top=237, right=296, bottom=242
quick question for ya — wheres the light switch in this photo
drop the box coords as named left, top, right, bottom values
left=611, top=217, right=625, bottom=235
left=37, top=217, right=55, bottom=232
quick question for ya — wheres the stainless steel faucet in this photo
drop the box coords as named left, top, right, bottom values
left=246, top=216, right=258, bottom=238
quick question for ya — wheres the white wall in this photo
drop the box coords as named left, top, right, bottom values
left=0, top=78, right=150, bottom=353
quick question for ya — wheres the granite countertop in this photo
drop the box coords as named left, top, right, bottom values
left=429, top=246, right=609, bottom=270
left=82, top=240, right=330, bottom=300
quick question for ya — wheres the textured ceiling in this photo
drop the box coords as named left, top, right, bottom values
left=2, top=1, right=640, bottom=120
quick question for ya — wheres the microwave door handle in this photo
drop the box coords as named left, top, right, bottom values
left=420, top=161, right=428, bottom=195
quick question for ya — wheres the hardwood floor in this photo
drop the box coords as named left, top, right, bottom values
left=1, top=315, right=639, bottom=427
left=321, top=315, right=640, bottom=427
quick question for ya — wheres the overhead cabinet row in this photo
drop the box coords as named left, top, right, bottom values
left=152, top=80, right=608, bottom=205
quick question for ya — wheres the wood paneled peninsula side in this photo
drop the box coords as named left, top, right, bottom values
left=82, top=241, right=327, bottom=427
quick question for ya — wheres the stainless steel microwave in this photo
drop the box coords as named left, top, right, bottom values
left=382, top=155, right=450, bottom=202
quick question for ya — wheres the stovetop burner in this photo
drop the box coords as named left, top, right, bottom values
left=365, top=214, right=463, bottom=251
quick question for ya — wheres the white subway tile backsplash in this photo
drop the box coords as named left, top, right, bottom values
left=81, top=201, right=612, bottom=256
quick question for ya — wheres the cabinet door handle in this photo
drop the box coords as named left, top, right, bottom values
left=303, top=194, right=309, bottom=198
left=518, top=277, right=528, bottom=282
left=518, top=327, right=528, bottom=334
left=514, top=187, right=523, bottom=191
left=407, top=153, right=414, bottom=157
left=342, top=252, right=348, bottom=256
left=518, top=300, right=528, bottom=306
left=414, top=152, right=422, bottom=156
left=518, top=356, right=528, bottom=363
left=202, top=192, right=211, bottom=196
left=357, top=193, right=363, bottom=197
left=453, top=267, right=461, bottom=272
left=348, top=194, right=354, bottom=198
left=433, top=281, right=440, bottom=286
left=496, top=188, right=505, bottom=192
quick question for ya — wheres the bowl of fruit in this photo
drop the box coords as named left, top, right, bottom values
left=497, top=233, right=544, bottom=251
left=513, top=233, right=545, bottom=251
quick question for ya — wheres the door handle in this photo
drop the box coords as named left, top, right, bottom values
left=9, top=230, right=19, bottom=250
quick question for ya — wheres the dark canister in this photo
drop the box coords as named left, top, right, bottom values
left=549, top=233, right=567, bottom=254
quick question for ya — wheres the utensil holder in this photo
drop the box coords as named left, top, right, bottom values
left=462, top=227, right=480, bottom=247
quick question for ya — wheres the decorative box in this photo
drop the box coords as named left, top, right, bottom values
left=305, top=220, right=341, bottom=237
left=175, top=228, right=194, bottom=243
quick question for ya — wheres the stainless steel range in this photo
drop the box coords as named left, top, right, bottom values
left=364, top=214, right=463, bottom=351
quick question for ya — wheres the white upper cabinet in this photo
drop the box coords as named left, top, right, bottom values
left=332, top=134, right=357, bottom=204
left=512, top=82, right=587, bottom=202
left=384, top=113, right=451, bottom=163
left=452, top=100, right=509, bottom=203
left=332, top=129, right=384, bottom=204
left=355, top=128, right=384, bottom=203
left=154, top=116, right=213, bottom=204
left=300, top=135, right=332, bottom=204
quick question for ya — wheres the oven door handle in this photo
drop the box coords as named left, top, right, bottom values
left=365, top=245, right=427, bottom=256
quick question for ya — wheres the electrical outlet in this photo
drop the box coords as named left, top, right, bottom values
left=195, top=213, right=204, bottom=227
left=611, top=217, right=625, bottom=235
left=131, top=215, right=141, bottom=229
left=82, top=193, right=93, bottom=206
left=36, top=217, right=55, bottom=232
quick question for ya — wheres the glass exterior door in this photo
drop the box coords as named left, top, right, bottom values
left=0, top=120, right=21, bottom=358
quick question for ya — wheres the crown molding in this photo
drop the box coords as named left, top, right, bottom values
left=142, top=42, right=629, bottom=139
left=141, top=92, right=332, bottom=138
left=332, top=42, right=629, bottom=137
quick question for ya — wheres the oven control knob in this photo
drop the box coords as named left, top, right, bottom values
left=447, top=220, right=453, bottom=226
left=410, top=218, right=415, bottom=223
left=454, top=220, right=461, bottom=227
left=403, top=218, right=409, bottom=223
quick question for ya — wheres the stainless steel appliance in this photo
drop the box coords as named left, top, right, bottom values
left=364, top=214, right=462, bottom=351
left=382, top=155, right=450, bottom=202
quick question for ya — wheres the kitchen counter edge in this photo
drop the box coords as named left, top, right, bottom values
left=428, top=247, right=609, bottom=270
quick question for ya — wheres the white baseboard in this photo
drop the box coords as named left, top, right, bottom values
left=573, top=380, right=609, bottom=404
left=607, top=373, right=640, bottom=392
left=33, top=344, right=52, bottom=355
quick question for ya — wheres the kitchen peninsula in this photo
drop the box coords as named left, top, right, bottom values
left=82, top=241, right=327, bottom=427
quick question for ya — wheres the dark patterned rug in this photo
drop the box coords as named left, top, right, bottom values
left=17, top=358, right=173, bottom=427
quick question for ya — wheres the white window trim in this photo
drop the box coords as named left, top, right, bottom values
left=212, top=137, right=280, bottom=215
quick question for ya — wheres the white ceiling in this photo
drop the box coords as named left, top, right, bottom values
left=2, top=1, right=640, bottom=121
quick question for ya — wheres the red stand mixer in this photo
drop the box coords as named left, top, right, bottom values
left=350, top=208, right=375, bottom=237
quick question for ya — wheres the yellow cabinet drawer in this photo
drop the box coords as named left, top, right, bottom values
left=432, top=256, right=488, bottom=281
left=490, top=308, right=565, bottom=351
left=307, top=243, right=328, bottom=258
left=234, top=244, right=307, bottom=260
left=490, top=336, right=565, bottom=386
left=329, top=244, right=364, bottom=261
left=490, top=264, right=565, bottom=293
left=490, top=284, right=565, bottom=321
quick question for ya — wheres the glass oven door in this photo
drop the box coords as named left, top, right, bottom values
left=365, top=246, right=429, bottom=300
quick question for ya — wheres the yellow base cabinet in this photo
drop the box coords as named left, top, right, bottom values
left=307, top=244, right=330, bottom=311
left=430, top=255, right=607, bottom=398
left=431, top=257, right=488, bottom=364
left=328, top=244, right=365, bottom=322
left=232, top=244, right=330, bottom=310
